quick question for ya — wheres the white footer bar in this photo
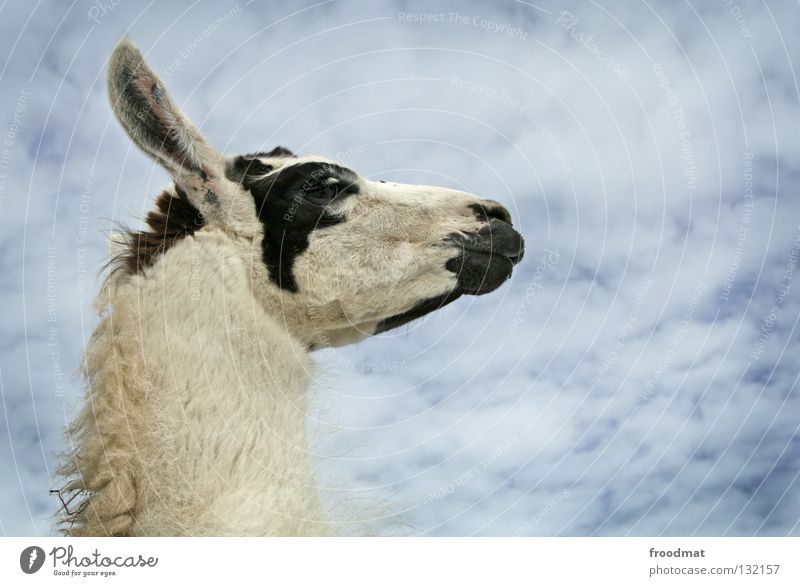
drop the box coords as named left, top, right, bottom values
left=1, top=537, right=797, bottom=585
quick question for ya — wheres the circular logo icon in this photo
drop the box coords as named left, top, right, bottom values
left=20, top=546, right=45, bottom=574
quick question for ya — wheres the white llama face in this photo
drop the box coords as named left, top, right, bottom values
left=107, top=39, right=524, bottom=346
left=224, top=151, right=524, bottom=343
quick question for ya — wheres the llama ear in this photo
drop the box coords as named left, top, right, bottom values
left=107, top=37, right=221, bottom=184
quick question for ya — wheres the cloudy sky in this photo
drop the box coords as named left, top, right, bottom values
left=1, top=0, right=798, bottom=536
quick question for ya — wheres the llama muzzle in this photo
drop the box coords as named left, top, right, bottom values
left=446, top=216, right=525, bottom=295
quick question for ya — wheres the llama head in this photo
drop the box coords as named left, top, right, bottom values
left=108, top=38, right=525, bottom=348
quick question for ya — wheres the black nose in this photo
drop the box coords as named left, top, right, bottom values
left=480, top=218, right=525, bottom=264
left=445, top=218, right=526, bottom=296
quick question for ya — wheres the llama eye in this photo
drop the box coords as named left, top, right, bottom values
left=303, top=183, right=339, bottom=205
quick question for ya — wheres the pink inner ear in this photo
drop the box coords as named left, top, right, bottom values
left=133, top=72, right=184, bottom=163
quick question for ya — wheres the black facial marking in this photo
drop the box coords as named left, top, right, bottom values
left=374, top=291, right=462, bottom=334
left=258, top=146, right=296, bottom=158
left=226, top=147, right=297, bottom=184
left=227, top=157, right=361, bottom=292
left=227, top=156, right=274, bottom=181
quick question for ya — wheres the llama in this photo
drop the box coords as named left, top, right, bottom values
left=57, top=38, right=524, bottom=536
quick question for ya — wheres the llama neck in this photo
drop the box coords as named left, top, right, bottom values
left=72, top=232, right=331, bottom=536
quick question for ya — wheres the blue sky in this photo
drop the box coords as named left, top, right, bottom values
left=1, top=0, right=799, bottom=536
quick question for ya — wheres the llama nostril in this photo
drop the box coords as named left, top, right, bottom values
left=508, top=245, right=525, bottom=265
left=502, top=230, right=525, bottom=265
left=488, top=206, right=512, bottom=225
left=475, top=199, right=512, bottom=225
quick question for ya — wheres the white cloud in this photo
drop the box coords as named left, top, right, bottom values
left=0, top=0, right=798, bottom=536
